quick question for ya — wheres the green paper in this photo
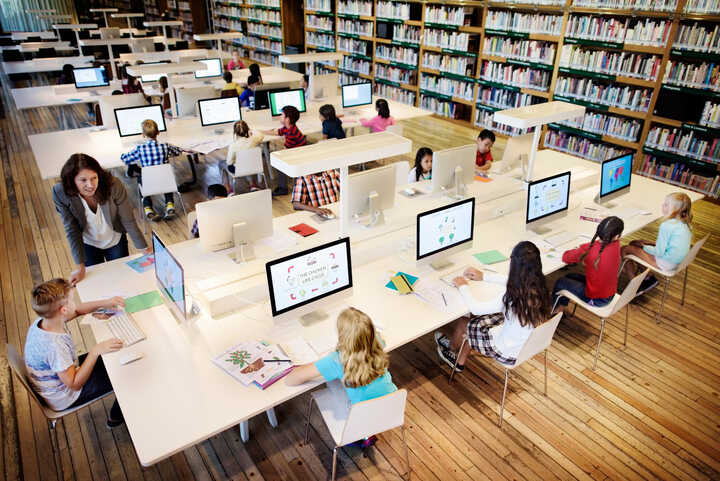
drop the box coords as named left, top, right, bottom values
left=125, top=291, right=164, bottom=313
left=473, top=250, right=508, bottom=265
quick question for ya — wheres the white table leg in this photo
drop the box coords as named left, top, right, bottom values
left=266, top=407, right=278, bottom=428
left=239, top=420, right=250, bottom=443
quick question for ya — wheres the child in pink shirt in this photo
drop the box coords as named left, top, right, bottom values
left=360, top=99, right=396, bottom=132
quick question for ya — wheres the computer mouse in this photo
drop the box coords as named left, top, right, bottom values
left=322, top=212, right=336, bottom=220
left=403, top=187, right=416, bottom=196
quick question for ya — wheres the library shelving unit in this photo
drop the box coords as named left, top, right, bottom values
left=161, top=0, right=208, bottom=40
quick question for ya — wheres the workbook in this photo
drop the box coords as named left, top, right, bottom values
left=212, top=341, right=293, bottom=389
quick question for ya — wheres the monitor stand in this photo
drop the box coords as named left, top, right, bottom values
left=203, top=80, right=212, bottom=85
left=430, top=257, right=454, bottom=271
left=442, top=165, right=467, bottom=200
left=298, top=310, right=329, bottom=327
left=354, top=191, right=384, bottom=228
left=528, top=225, right=554, bottom=236
left=230, top=222, right=256, bottom=264
left=214, top=127, right=224, bottom=135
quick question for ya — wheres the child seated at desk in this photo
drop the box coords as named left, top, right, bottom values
left=360, top=99, right=395, bottom=133
left=249, top=63, right=263, bottom=85
left=319, top=104, right=345, bottom=140
left=285, top=307, right=397, bottom=448
left=221, top=71, right=243, bottom=97
left=408, top=147, right=433, bottom=183
left=120, top=119, right=184, bottom=221
left=24, top=278, right=125, bottom=428
left=261, top=105, right=307, bottom=197
left=475, top=129, right=495, bottom=173
left=158, top=76, right=172, bottom=117
left=290, top=168, right=340, bottom=217
left=224, top=120, right=264, bottom=192
left=59, top=64, right=74, bottom=85
left=227, top=50, right=244, bottom=71
left=191, top=184, right=228, bottom=238
left=239, top=75, right=260, bottom=108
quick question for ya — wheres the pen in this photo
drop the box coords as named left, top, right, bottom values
left=481, top=267, right=498, bottom=273
left=441, top=292, right=447, bottom=306
left=263, top=359, right=292, bottom=363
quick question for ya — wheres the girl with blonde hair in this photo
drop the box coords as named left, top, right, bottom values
left=223, top=120, right=264, bottom=192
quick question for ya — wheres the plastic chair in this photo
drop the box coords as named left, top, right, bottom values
left=224, top=147, right=264, bottom=193
left=169, top=40, right=189, bottom=51
left=6, top=344, right=114, bottom=477
left=394, top=161, right=410, bottom=186
left=186, top=210, right=197, bottom=236
left=137, top=164, right=187, bottom=232
left=552, top=268, right=649, bottom=370
left=176, top=85, right=217, bottom=117
left=36, top=47, right=56, bottom=58
left=221, top=89, right=239, bottom=98
left=449, top=313, right=563, bottom=428
left=98, top=93, right=145, bottom=129
left=620, top=235, right=709, bottom=323
left=304, top=381, right=410, bottom=481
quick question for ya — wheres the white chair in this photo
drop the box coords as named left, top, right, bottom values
left=394, top=161, right=410, bottom=186
left=620, top=235, right=709, bottom=323
left=6, top=344, right=114, bottom=477
left=449, top=313, right=563, bottom=428
left=98, top=93, right=146, bottom=130
left=137, top=164, right=187, bottom=232
left=175, top=85, right=217, bottom=117
left=131, top=38, right=155, bottom=53
left=186, top=210, right=197, bottom=236
left=552, top=268, right=649, bottom=370
left=223, top=147, right=265, bottom=193
left=304, top=381, right=410, bottom=481
left=385, top=124, right=404, bottom=136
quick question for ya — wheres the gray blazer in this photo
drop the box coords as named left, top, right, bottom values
left=52, top=177, right=147, bottom=265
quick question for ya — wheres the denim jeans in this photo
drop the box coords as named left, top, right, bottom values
left=67, top=354, right=122, bottom=420
left=553, top=273, right=614, bottom=307
left=83, top=233, right=128, bottom=267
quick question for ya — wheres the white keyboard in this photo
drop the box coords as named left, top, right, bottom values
left=107, top=313, right=146, bottom=347
left=609, top=207, right=645, bottom=219
left=544, top=231, right=578, bottom=248
left=440, top=266, right=471, bottom=286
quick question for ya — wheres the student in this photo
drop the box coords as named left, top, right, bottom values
left=221, top=71, right=243, bottom=96
left=319, top=104, right=345, bottom=140
left=122, top=69, right=144, bottom=96
left=191, top=184, right=228, bottom=238
left=360, top=99, right=396, bottom=133
left=286, top=307, right=397, bottom=447
left=408, top=147, right=433, bottom=183
left=435, top=241, right=552, bottom=371
left=249, top=63, right=263, bottom=85
left=302, top=74, right=310, bottom=102
left=239, top=74, right=260, bottom=108
left=24, top=278, right=125, bottom=427
left=227, top=50, right=245, bottom=71
left=261, top=105, right=306, bottom=196
left=290, top=168, right=340, bottom=217
left=52, top=154, right=148, bottom=285
left=59, top=64, right=74, bottom=85
left=225, top=120, right=264, bottom=192
left=120, top=119, right=184, bottom=221
left=621, top=192, right=693, bottom=294
left=553, top=216, right=624, bottom=311
left=476, top=129, right=496, bottom=173
left=158, top=76, right=172, bottom=117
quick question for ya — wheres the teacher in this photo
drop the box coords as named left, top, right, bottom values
left=52, top=153, right=148, bottom=285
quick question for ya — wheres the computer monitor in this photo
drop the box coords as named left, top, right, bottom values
left=311, top=73, right=338, bottom=101
left=269, top=88, right=307, bottom=117
left=195, top=189, right=273, bottom=261
left=493, top=132, right=534, bottom=177
left=416, top=197, right=475, bottom=270
left=598, top=152, right=632, bottom=206
left=254, top=86, right=289, bottom=110
left=342, top=82, right=372, bottom=108
left=152, top=231, right=187, bottom=322
left=526, top=171, right=571, bottom=235
left=114, top=104, right=166, bottom=137
left=430, top=144, right=476, bottom=198
left=198, top=97, right=241, bottom=127
left=139, top=61, right=169, bottom=83
left=347, top=164, right=396, bottom=228
left=266, top=237, right=353, bottom=324
left=194, top=58, right=222, bottom=79
left=73, top=66, right=109, bottom=89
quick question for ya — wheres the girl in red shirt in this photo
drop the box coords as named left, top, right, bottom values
left=552, top=216, right=624, bottom=311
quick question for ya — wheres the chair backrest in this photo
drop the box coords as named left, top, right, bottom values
left=139, top=164, right=179, bottom=197
left=340, top=389, right=407, bottom=446
left=221, top=88, right=239, bottom=98
left=514, top=313, right=563, bottom=367
left=231, top=147, right=263, bottom=177
left=187, top=211, right=197, bottom=235
left=100, top=27, right=121, bottom=40
left=98, top=93, right=146, bottom=129
left=169, top=40, right=189, bottom=51
left=675, top=234, right=709, bottom=272
left=395, top=161, right=410, bottom=186
left=132, top=38, right=155, bottom=53
left=37, top=47, right=56, bottom=58
left=176, top=86, right=217, bottom=117
left=5, top=344, right=47, bottom=413
left=385, top=124, right=403, bottom=136
left=26, top=36, right=42, bottom=42
left=613, top=268, right=651, bottom=313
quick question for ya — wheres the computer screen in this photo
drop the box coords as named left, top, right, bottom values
left=269, top=89, right=307, bottom=117
left=416, top=197, right=475, bottom=260
left=139, top=61, right=169, bottom=83
left=198, top=97, right=242, bottom=126
left=266, top=237, right=352, bottom=317
left=526, top=171, right=571, bottom=224
left=114, top=104, right=166, bottom=137
left=152, top=231, right=186, bottom=319
left=194, top=58, right=222, bottom=79
left=73, top=67, right=109, bottom=88
left=600, top=153, right=632, bottom=198
left=342, top=82, right=372, bottom=108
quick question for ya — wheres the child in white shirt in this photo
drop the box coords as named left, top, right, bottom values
left=407, top=147, right=433, bottom=183
left=224, top=120, right=264, bottom=193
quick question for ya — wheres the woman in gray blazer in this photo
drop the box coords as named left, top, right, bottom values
left=53, top=153, right=148, bottom=285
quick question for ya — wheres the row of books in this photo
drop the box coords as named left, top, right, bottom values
left=377, top=64, right=415, bottom=84
left=339, top=71, right=361, bottom=85
left=475, top=110, right=533, bottom=137
left=424, top=5, right=466, bottom=27
left=662, top=61, right=720, bottom=92
left=247, top=24, right=281, bottom=39
left=250, top=50, right=279, bottom=66
left=638, top=156, right=720, bottom=197
left=483, top=38, right=555, bottom=66
left=480, top=61, right=551, bottom=90
left=376, top=1, right=411, bottom=20
left=702, top=101, right=720, bottom=128
left=422, top=52, right=473, bottom=75
left=247, top=0, right=279, bottom=6
left=215, top=18, right=243, bottom=31
left=240, top=7, right=280, bottom=22
left=424, top=29, right=469, bottom=51
left=338, top=19, right=373, bottom=37
left=341, top=57, right=371, bottom=75
left=306, top=32, right=334, bottom=49
left=683, top=0, right=720, bottom=13
left=420, top=73, right=475, bottom=100
left=559, top=111, right=642, bottom=142
left=338, top=37, right=369, bottom=55
left=492, top=0, right=564, bottom=4
left=305, top=0, right=331, bottom=12
left=566, top=15, right=670, bottom=46
left=559, top=45, right=661, bottom=81
left=485, top=11, right=563, bottom=36
left=646, top=127, right=720, bottom=162
left=555, top=76, right=652, bottom=112
left=394, top=25, right=421, bottom=45
left=545, top=129, right=631, bottom=162
left=573, top=0, right=676, bottom=10
left=476, top=87, right=541, bottom=110
left=374, top=82, right=416, bottom=105
left=377, top=45, right=418, bottom=65
left=420, top=94, right=460, bottom=117
left=337, top=0, right=372, bottom=16
left=674, top=23, right=720, bottom=53
left=243, top=37, right=282, bottom=54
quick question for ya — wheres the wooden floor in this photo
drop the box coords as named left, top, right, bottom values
left=1, top=73, right=720, bottom=481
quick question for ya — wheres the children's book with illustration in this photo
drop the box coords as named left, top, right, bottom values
left=212, top=341, right=293, bottom=389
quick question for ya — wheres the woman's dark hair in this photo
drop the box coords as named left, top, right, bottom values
left=223, top=71, right=233, bottom=83
left=249, top=63, right=262, bottom=82
left=319, top=104, right=338, bottom=122
left=159, top=76, right=168, bottom=90
left=503, top=241, right=551, bottom=328
left=60, top=153, right=114, bottom=204
left=579, top=216, right=624, bottom=269
left=375, top=99, right=390, bottom=119
left=414, top=147, right=433, bottom=181
left=61, top=63, right=74, bottom=79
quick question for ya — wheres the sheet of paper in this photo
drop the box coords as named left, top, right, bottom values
left=414, top=280, right=464, bottom=311
left=257, top=232, right=298, bottom=252
left=280, top=338, right=319, bottom=364
left=125, top=253, right=155, bottom=274
left=124, top=291, right=164, bottom=313
left=304, top=331, right=336, bottom=358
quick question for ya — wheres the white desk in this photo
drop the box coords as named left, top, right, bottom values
left=18, top=41, right=76, bottom=53
left=89, top=8, right=118, bottom=27
left=11, top=82, right=122, bottom=109
left=10, top=31, right=57, bottom=41
left=111, top=13, right=145, bottom=39
left=193, top=32, right=243, bottom=58
left=152, top=66, right=305, bottom=93
left=119, top=48, right=211, bottom=64
left=142, top=21, right=183, bottom=46
left=1, top=56, right=94, bottom=74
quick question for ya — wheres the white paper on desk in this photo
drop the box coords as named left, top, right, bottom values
left=182, top=139, right=228, bottom=155
left=414, top=280, right=464, bottom=311
left=257, top=233, right=298, bottom=252
left=304, top=331, right=337, bottom=358
left=280, top=339, right=319, bottom=364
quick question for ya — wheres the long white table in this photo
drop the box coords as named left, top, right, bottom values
left=75, top=150, right=703, bottom=466
left=1, top=56, right=93, bottom=74
left=10, top=31, right=57, bottom=41
left=12, top=82, right=122, bottom=109
left=144, top=66, right=305, bottom=94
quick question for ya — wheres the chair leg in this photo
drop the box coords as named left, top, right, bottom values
left=681, top=267, right=689, bottom=306
left=544, top=350, right=548, bottom=396
left=593, top=318, right=605, bottom=370
left=331, top=446, right=338, bottom=481
left=239, top=420, right=250, bottom=443
left=49, top=419, right=62, bottom=478
left=619, top=258, right=629, bottom=280
left=498, top=368, right=509, bottom=428
left=656, top=277, right=670, bottom=324
left=175, top=191, right=187, bottom=218
left=401, top=425, right=411, bottom=480
left=266, top=407, right=278, bottom=428
left=448, top=337, right=468, bottom=384
left=138, top=196, right=147, bottom=235
left=303, top=396, right=313, bottom=444
left=624, top=304, right=630, bottom=346
left=571, top=303, right=578, bottom=317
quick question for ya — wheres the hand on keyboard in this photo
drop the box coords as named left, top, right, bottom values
left=93, top=338, right=124, bottom=355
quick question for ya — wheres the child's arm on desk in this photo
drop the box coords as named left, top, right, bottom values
left=285, top=363, right=322, bottom=386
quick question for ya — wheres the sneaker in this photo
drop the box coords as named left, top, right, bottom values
left=434, top=331, right=451, bottom=350
left=144, top=207, right=159, bottom=221
left=636, top=275, right=659, bottom=296
left=249, top=183, right=260, bottom=192
left=164, top=202, right=176, bottom=219
left=106, top=414, right=125, bottom=429
left=437, top=345, right=464, bottom=373
left=361, top=435, right=378, bottom=448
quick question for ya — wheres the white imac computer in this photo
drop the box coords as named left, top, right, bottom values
left=416, top=197, right=475, bottom=270
left=430, top=144, right=476, bottom=198
left=139, top=61, right=169, bottom=83
left=492, top=132, right=534, bottom=177
left=73, top=67, right=109, bottom=92
left=266, top=237, right=353, bottom=325
left=348, top=164, right=396, bottom=228
left=525, top=171, right=571, bottom=236
left=114, top=104, right=166, bottom=137
left=269, top=89, right=307, bottom=117
left=152, top=231, right=188, bottom=323
left=597, top=152, right=632, bottom=207
left=195, top=189, right=273, bottom=262
left=197, top=97, right=241, bottom=133
left=311, top=73, right=339, bottom=101
left=341, top=81, right=372, bottom=109
left=194, top=58, right=222, bottom=82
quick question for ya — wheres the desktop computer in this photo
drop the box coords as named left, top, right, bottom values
left=194, top=58, right=222, bottom=83
left=152, top=231, right=190, bottom=323
left=416, top=197, right=475, bottom=270
left=311, top=73, right=339, bottom=101
left=266, top=237, right=353, bottom=325
left=269, top=89, right=307, bottom=117
left=430, top=144, right=476, bottom=198
left=114, top=104, right=166, bottom=140
left=342, top=82, right=372, bottom=109
left=138, top=61, right=170, bottom=83
left=195, top=189, right=273, bottom=262
left=492, top=132, right=534, bottom=177
left=525, top=171, right=572, bottom=240
left=347, top=164, right=396, bottom=228
left=198, top=97, right=241, bottom=134
left=597, top=152, right=632, bottom=207
left=73, top=66, right=109, bottom=95
left=253, top=85, right=291, bottom=111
